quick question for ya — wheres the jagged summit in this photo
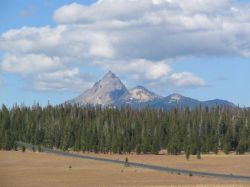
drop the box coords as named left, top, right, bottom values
left=72, top=71, right=128, bottom=105
left=99, top=71, right=126, bottom=91
left=70, top=71, right=235, bottom=109
left=103, top=70, right=116, bottom=79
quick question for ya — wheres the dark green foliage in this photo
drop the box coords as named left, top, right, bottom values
left=0, top=104, right=249, bottom=155
left=223, top=125, right=232, bottom=154
left=135, top=144, right=141, bottom=155
left=22, top=145, right=26, bottom=152
left=14, top=142, right=18, bottom=151
left=32, top=146, right=36, bottom=152
left=185, top=147, right=190, bottom=160
left=197, top=151, right=201, bottom=159
left=38, top=145, right=43, bottom=152
left=236, top=126, right=249, bottom=154
left=151, top=132, right=160, bottom=155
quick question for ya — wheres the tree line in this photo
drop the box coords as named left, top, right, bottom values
left=0, top=104, right=249, bottom=156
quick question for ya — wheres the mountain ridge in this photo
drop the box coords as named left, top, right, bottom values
left=121, top=85, right=162, bottom=103
left=72, top=71, right=128, bottom=105
left=70, top=71, right=235, bottom=109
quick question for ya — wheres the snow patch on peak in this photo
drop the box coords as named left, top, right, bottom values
left=123, top=86, right=161, bottom=102
left=130, top=89, right=151, bottom=102
left=168, top=93, right=183, bottom=103
left=171, top=94, right=181, bottom=101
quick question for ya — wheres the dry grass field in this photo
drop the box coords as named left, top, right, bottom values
left=80, top=151, right=250, bottom=176
left=0, top=150, right=250, bottom=187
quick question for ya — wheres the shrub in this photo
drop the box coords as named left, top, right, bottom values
left=197, top=151, right=201, bottom=159
left=32, top=146, right=36, bottom=152
left=38, top=145, right=43, bottom=152
left=22, top=145, right=26, bottom=152
left=124, top=157, right=129, bottom=167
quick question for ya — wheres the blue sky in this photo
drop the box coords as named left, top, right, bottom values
left=0, top=0, right=249, bottom=107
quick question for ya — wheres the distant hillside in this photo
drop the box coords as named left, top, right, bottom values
left=70, top=71, right=235, bottom=110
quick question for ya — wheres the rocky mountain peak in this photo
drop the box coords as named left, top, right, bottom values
left=72, top=71, right=128, bottom=105
left=99, top=71, right=126, bottom=90
left=103, top=70, right=116, bottom=79
left=70, top=72, right=235, bottom=109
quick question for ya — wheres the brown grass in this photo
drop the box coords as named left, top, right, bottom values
left=0, top=151, right=249, bottom=187
left=78, top=151, right=250, bottom=176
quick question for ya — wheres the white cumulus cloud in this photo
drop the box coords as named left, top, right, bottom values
left=32, top=68, right=93, bottom=91
left=1, top=0, right=250, bottom=92
left=94, top=58, right=205, bottom=88
left=95, top=59, right=172, bottom=81
left=88, top=33, right=114, bottom=58
left=1, top=54, right=61, bottom=74
left=169, top=72, right=206, bottom=88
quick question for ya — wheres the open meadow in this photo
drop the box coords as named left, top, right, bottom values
left=80, top=151, right=250, bottom=176
left=0, top=150, right=250, bottom=187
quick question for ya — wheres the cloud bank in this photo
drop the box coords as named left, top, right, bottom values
left=1, top=0, right=250, bottom=92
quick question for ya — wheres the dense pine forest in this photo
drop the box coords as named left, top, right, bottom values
left=0, top=104, right=249, bottom=156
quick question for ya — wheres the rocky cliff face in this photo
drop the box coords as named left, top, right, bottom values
left=72, top=71, right=128, bottom=105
